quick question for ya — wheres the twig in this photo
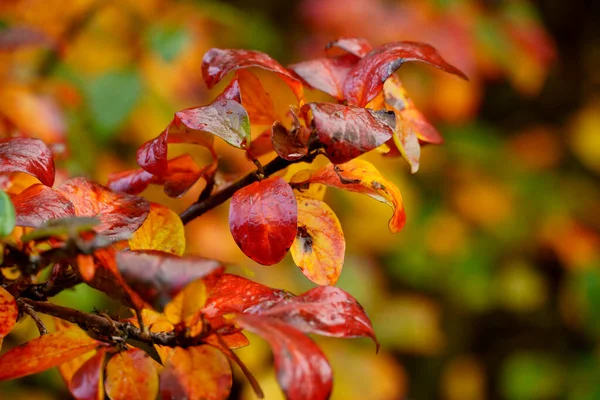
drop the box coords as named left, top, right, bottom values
left=18, top=299, right=48, bottom=335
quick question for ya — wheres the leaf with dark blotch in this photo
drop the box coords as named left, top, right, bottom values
left=108, top=154, right=206, bottom=198
left=246, top=286, right=378, bottom=349
left=55, top=178, right=149, bottom=242
left=117, top=250, right=224, bottom=310
left=202, top=48, right=304, bottom=103
left=0, top=330, right=102, bottom=381
left=236, top=315, right=332, bottom=400
left=202, top=274, right=292, bottom=319
left=0, top=138, right=55, bottom=186
left=304, top=159, right=406, bottom=232
left=0, top=190, right=16, bottom=237
left=343, top=41, right=468, bottom=106
left=303, top=102, right=394, bottom=164
left=105, top=348, right=159, bottom=400
left=128, top=203, right=185, bottom=256
left=289, top=54, right=357, bottom=101
left=0, top=286, right=18, bottom=350
left=271, top=120, right=310, bottom=161
left=69, top=348, right=106, bottom=400
left=159, top=346, right=232, bottom=400
left=290, top=195, right=345, bottom=285
left=325, top=37, right=373, bottom=58
left=12, top=184, right=76, bottom=228
left=229, top=177, right=298, bottom=265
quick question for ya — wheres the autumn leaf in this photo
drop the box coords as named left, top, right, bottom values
left=0, top=138, right=55, bottom=186
left=12, top=184, right=76, bottom=228
left=229, top=177, right=298, bottom=265
left=0, top=286, right=18, bottom=350
left=0, top=330, right=102, bottom=381
left=69, top=348, right=106, bottom=400
left=105, top=348, right=159, bottom=400
left=271, top=119, right=311, bottom=161
left=291, top=194, right=345, bottom=285
left=325, top=37, right=373, bottom=58
left=108, top=154, right=206, bottom=198
left=54, top=319, right=100, bottom=391
left=343, top=41, right=468, bottom=107
left=202, top=48, right=304, bottom=103
left=55, top=178, right=150, bottom=242
left=202, top=274, right=292, bottom=319
left=20, top=216, right=99, bottom=242
left=289, top=54, right=357, bottom=101
left=303, top=102, right=394, bottom=164
left=236, top=315, right=332, bottom=400
left=246, top=286, right=378, bottom=348
left=116, top=250, right=224, bottom=310
left=302, top=159, right=406, bottom=233
left=128, top=203, right=185, bottom=256
left=0, top=190, right=16, bottom=237
left=237, top=69, right=280, bottom=125
left=77, top=253, right=96, bottom=282
left=160, top=346, right=232, bottom=400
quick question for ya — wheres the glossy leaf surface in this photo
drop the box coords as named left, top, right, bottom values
left=0, top=137, right=55, bottom=186
left=289, top=55, right=356, bottom=100
left=12, top=184, right=75, bottom=228
left=69, top=348, right=105, bottom=400
left=229, top=177, right=298, bottom=265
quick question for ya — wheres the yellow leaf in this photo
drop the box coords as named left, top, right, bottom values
left=128, top=203, right=185, bottom=256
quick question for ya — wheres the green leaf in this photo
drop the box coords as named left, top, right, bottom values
left=148, top=26, right=190, bottom=62
left=0, top=191, right=15, bottom=237
left=85, top=70, right=142, bottom=143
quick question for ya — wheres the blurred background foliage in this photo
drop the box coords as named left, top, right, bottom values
left=0, top=0, right=599, bottom=399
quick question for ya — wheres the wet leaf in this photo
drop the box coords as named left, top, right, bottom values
left=229, top=177, right=298, bottom=265
left=159, top=346, right=232, bottom=400
left=117, top=250, right=224, bottom=310
left=303, top=102, right=394, bottom=164
left=325, top=37, right=373, bottom=58
left=0, top=138, right=55, bottom=186
left=246, top=286, right=378, bottom=348
left=69, top=348, right=106, bottom=400
left=128, top=203, right=185, bottom=256
left=12, top=184, right=76, bottom=228
left=202, top=274, right=292, bottom=319
left=202, top=48, right=304, bottom=103
left=0, top=190, right=16, bottom=237
left=0, top=286, right=18, bottom=349
left=304, top=159, right=406, bottom=232
left=343, top=41, right=468, bottom=107
left=108, top=154, right=206, bottom=198
left=271, top=120, right=310, bottom=161
left=291, top=195, right=345, bottom=285
left=55, top=178, right=150, bottom=242
left=289, top=54, right=357, bottom=100
left=105, top=348, right=159, bottom=400
left=236, top=315, right=332, bottom=400
left=0, top=330, right=101, bottom=381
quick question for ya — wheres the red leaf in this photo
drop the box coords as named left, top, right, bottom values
left=0, top=330, right=102, bottom=381
left=236, top=315, right=332, bottom=400
left=343, top=41, right=468, bottom=106
left=116, top=250, right=224, bottom=310
left=271, top=118, right=311, bottom=161
left=229, top=177, right=298, bottom=265
left=289, top=54, right=357, bottom=100
left=247, top=286, right=378, bottom=348
left=105, top=348, right=158, bottom=400
left=202, top=274, right=292, bottom=319
left=0, top=286, right=18, bottom=349
left=325, top=37, right=373, bottom=58
left=55, top=178, right=150, bottom=242
left=12, top=184, right=75, bottom=228
left=69, top=348, right=106, bottom=400
left=108, top=154, right=206, bottom=198
left=214, top=77, right=241, bottom=103
left=303, top=102, right=394, bottom=164
left=202, top=48, right=304, bottom=103
left=0, top=137, right=55, bottom=186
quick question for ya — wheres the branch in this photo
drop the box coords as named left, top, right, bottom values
left=180, top=154, right=315, bottom=225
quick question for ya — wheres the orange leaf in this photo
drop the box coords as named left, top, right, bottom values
left=0, top=330, right=101, bottom=381
left=77, top=253, right=96, bottom=282
left=69, top=348, right=106, bottom=400
left=291, top=195, right=345, bottom=285
left=237, top=69, right=279, bottom=125
left=305, top=159, right=406, bottom=233
left=159, top=346, right=232, bottom=400
left=128, top=203, right=185, bottom=256
left=0, top=286, right=18, bottom=349
left=164, top=279, right=209, bottom=326
left=55, top=319, right=98, bottom=389
left=105, top=348, right=159, bottom=400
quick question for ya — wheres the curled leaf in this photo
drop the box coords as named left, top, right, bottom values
left=236, top=315, right=332, bottom=400
left=0, top=137, right=55, bottom=186
left=229, top=177, right=298, bottom=265
left=271, top=119, right=311, bottom=161
left=289, top=54, right=357, bottom=101
left=202, top=48, right=304, bottom=103
left=325, top=37, right=373, bottom=58
left=12, top=184, right=75, bottom=228
left=303, top=102, right=394, bottom=164
left=291, top=195, right=345, bottom=285
left=343, top=41, right=468, bottom=106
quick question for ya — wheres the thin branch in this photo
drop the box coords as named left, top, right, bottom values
left=18, top=299, right=48, bottom=335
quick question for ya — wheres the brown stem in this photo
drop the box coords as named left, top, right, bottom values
left=18, top=299, right=48, bottom=335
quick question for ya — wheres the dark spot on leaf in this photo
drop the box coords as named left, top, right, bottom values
left=297, top=225, right=313, bottom=253
left=371, top=181, right=384, bottom=190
